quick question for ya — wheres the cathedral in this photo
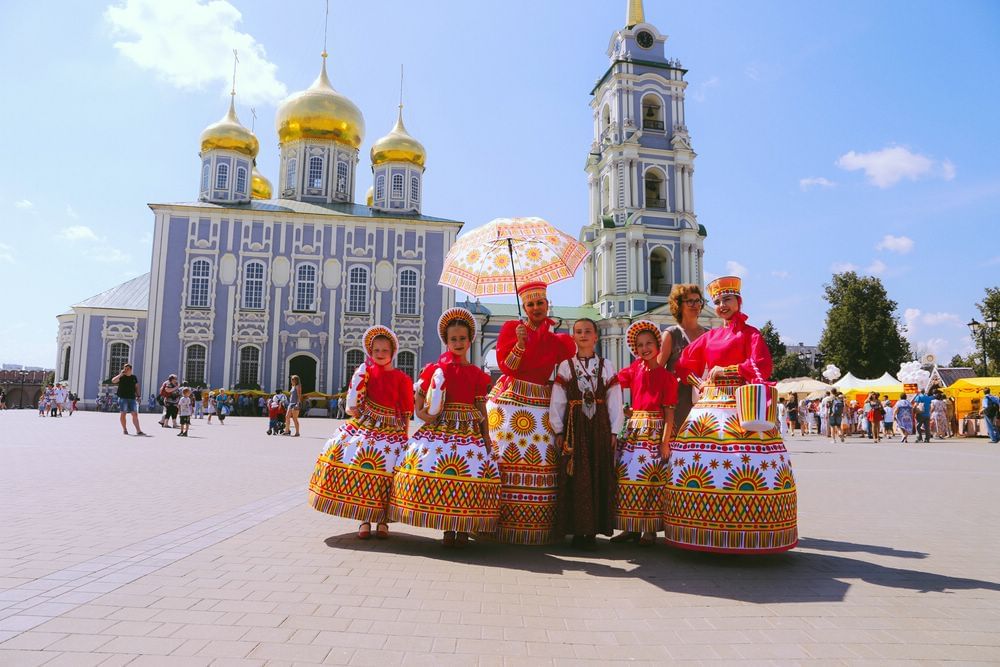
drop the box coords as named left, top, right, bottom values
left=57, top=0, right=709, bottom=403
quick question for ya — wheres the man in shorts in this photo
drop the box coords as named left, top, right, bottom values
left=112, top=363, right=145, bottom=436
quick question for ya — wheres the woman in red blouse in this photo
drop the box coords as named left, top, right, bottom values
left=665, top=276, right=798, bottom=554
left=308, top=326, right=414, bottom=540
left=613, top=320, right=677, bottom=546
left=389, top=308, right=500, bottom=548
left=487, top=281, right=576, bottom=545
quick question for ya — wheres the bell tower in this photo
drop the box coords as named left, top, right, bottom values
left=581, top=0, right=707, bottom=320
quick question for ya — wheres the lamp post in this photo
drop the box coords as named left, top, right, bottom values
left=17, top=370, right=28, bottom=409
left=967, top=317, right=997, bottom=375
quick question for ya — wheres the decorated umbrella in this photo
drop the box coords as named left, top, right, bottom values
left=439, top=216, right=589, bottom=316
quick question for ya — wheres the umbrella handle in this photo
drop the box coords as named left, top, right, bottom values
left=507, top=238, right=522, bottom=319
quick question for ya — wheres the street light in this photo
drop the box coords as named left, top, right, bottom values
left=17, top=369, right=28, bottom=409
left=967, top=317, right=997, bottom=375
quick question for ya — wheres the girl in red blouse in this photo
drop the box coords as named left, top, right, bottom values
left=308, top=326, right=414, bottom=540
left=389, top=308, right=500, bottom=548
left=613, top=320, right=678, bottom=546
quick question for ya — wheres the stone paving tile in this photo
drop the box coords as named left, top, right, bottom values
left=3, top=412, right=1000, bottom=664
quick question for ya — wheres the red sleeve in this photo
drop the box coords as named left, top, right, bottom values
left=738, top=328, right=773, bottom=383
left=675, top=331, right=708, bottom=386
left=476, top=369, right=492, bottom=400
left=617, top=364, right=633, bottom=390
left=553, top=332, right=576, bottom=363
left=417, top=363, right=436, bottom=393
left=398, top=372, right=415, bottom=414
left=496, top=321, right=522, bottom=375
left=661, top=369, right=678, bottom=407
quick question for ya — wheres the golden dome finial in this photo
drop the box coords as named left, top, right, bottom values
left=274, top=53, right=366, bottom=148
left=251, top=162, right=272, bottom=199
left=626, top=0, right=645, bottom=27
left=365, top=185, right=374, bottom=206
left=200, top=94, right=259, bottom=158
left=370, top=101, right=426, bottom=169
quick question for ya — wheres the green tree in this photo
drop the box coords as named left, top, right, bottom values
left=758, top=320, right=787, bottom=361
left=817, top=272, right=911, bottom=377
left=950, top=354, right=975, bottom=368
left=968, top=286, right=1000, bottom=375
left=772, top=352, right=813, bottom=381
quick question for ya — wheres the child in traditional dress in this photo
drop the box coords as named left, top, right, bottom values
left=611, top=320, right=677, bottom=546
left=389, top=308, right=500, bottom=548
left=309, top=326, right=414, bottom=540
left=550, top=318, right=624, bottom=550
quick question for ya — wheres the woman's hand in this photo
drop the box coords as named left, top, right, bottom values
left=706, top=365, right=725, bottom=383
left=515, top=324, right=528, bottom=348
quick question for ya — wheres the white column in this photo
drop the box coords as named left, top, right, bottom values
left=584, top=258, right=594, bottom=303
left=689, top=168, right=695, bottom=212
left=674, top=166, right=684, bottom=213
left=604, top=244, right=614, bottom=295
left=635, top=241, right=644, bottom=294
left=630, top=161, right=639, bottom=208
left=684, top=168, right=693, bottom=213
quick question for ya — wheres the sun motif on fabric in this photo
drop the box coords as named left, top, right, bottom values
left=323, top=441, right=344, bottom=463
left=541, top=412, right=554, bottom=435
left=773, top=464, right=796, bottom=490
left=615, top=461, right=628, bottom=481
left=510, top=410, right=536, bottom=436
left=493, top=254, right=510, bottom=268
left=487, top=407, right=505, bottom=431
left=677, top=462, right=716, bottom=489
left=723, top=415, right=749, bottom=439
left=686, top=413, right=720, bottom=439
left=723, top=464, right=768, bottom=492
left=637, top=461, right=668, bottom=484
left=352, top=446, right=387, bottom=472
left=524, top=247, right=542, bottom=263
left=399, top=450, right=421, bottom=471
left=432, top=453, right=472, bottom=477
left=466, top=250, right=481, bottom=264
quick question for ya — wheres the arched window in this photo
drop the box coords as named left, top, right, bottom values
left=391, top=173, right=404, bottom=198
left=236, top=166, right=248, bottom=194
left=188, top=258, right=211, bottom=308
left=242, top=261, right=265, bottom=310
left=601, top=175, right=611, bottom=214
left=641, top=94, right=664, bottom=130
left=375, top=175, right=386, bottom=200
left=344, top=348, right=365, bottom=385
left=649, top=247, right=672, bottom=296
left=398, top=268, right=418, bottom=315
left=348, top=266, right=369, bottom=313
left=410, top=176, right=419, bottom=202
left=308, top=156, right=324, bottom=188
left=601, top=104, right=611, bottom=135
left=397, top=351, right=416, bottom=380
left=201, top=161, right=210, bottom=191
left=107, top=342, right=130, bottom=380
left=185, top=344, right=207, bottom=386
left=336, top=162, right=348, bottom=193
left=644, top=169, right=665, bottom=209
left=295, top=264, right=317, bottom=312
left=62, top=346, right=71, bottom=382
left=215, top=163, right=229, bottom=189
left=285, top=157, right=297, bottom=190
left=238, top=346, right=260, bottom=387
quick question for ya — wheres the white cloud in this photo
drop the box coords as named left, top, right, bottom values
left=875, top=234, right=914, bottom=254
left=691, top=76, right=719, bottom=102
left=86, top=246, right=132, bottom=263
left=771, top=270, right=789, bottom=279
left=799, top=177, right=835, bottom=191
left=106, top=0, right=287, bottom=105
left=744, top=65, right=760, bottom=81
left=725, top=260, right=748, bottom=278
left=835, top=146, right=952, bottom=188
left=904, top=308, right=922, bottom=334
left=66, top=204, right=79, bottom=219
left=865, top=259, right=887, bottom=275
left=14, top=199, right=33, bottom=209
left=0, top=243, right=13, bottom=264
left=57, top=225, right=99, bottom=242
left=831, top=262, right=859, bottom=273
left=921, top=312, right=962, bottom=326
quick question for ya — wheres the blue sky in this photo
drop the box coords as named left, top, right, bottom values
left=1, top=0, right=998, bottom=369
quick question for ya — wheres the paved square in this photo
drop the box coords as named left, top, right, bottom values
left=2, top=410, right=999, bottom=665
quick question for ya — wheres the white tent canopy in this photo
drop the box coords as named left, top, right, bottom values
left=834, top=371, right=901, bottom=390
left=775, top=377, right=833, bottom=396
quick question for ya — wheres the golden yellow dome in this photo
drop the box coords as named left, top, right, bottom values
left=251, top=165, right=272, bottom=199
left=200, top=98, right=259, bottom=158
left=370, top=107, right=426, bottom=168
left=365, top=185, right=374, bottom=206
left=275, top=56, right=365, bottom=149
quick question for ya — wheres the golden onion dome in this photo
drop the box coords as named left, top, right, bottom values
left=275, top=55, right=365, bottom=149
left=370, top=107, right=426, bottom=168
left=251, top=165, right=272, bottom=199
left=365, top=185, right=374, bottom=206
left=200, top=97, right=259, bottom=158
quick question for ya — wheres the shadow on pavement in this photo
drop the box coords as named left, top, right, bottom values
left=324, top=531, right=1000, bottom=604
left=797, top=536, right=928, bottom=559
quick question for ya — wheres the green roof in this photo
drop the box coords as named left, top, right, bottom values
left=152, top=199, right=463, bottom=225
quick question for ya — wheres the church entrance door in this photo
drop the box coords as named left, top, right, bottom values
left=288, top=355, right=317, bottom=394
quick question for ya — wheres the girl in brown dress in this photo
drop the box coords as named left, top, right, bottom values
left=658, top=284, right=708, bottom=433
left=550, top=319, right=625, bottom=549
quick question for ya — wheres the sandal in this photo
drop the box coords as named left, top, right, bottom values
left=442, top=531, right=457, bottom=547
left=609, top=531, right=639, bottom=544
left=639, top=532, right=657, bottom=547
left=357, top=522, right=372, bottom=540
left=375, top=523, right=389, bottom=540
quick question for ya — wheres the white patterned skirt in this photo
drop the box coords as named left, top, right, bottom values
left=486, top=377, right=559, bottom=545
left=664, top=383, right=798, bottom=554
left=388, top=403, right=501, bottom=533
left=308, top=401, right=410, bottom=524
left=617, top=410, right=669, bottom=532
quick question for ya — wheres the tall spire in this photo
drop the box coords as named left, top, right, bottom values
left=626, top=0, right=645, bottom=27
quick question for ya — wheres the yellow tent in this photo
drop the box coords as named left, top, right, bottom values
left=943, top=377, right=1000, bottom=417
